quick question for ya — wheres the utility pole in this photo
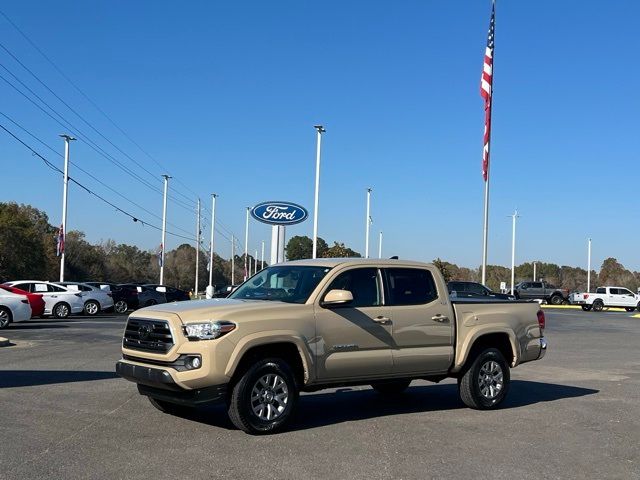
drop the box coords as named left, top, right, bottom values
left=231, top=235, right=235, bottom=285
left=261, top=240, right=265, bottom=270
left=194, top=198, right=201, bottom=297
left=587, top=238, right=592, bottom=292
left=365, top=188, right=372, bottom=258
left=244, top=207, right=250, bottom=281
left=378, top=231, right=383, bottom=259
left=58, top=134, right=75, bottom=282
left=207, top=194, right=218, bottom=296
left=312, top=125, right=325, bottom=258
left=533, top=261, right=537, bottom=282
left=160, top=175, right=171, bottom=284
left=510, top=209, right=519, bottom=295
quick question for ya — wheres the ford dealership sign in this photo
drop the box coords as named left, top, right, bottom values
left=251, top=201, right=308, bottom=226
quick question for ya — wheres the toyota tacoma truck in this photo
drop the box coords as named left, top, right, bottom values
left=569, top=286, right=640, bottom=312
left=116, top=259, right=547, bottom=434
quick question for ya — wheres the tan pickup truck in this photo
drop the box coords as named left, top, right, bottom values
left=116, top=258, right=547, bottom=434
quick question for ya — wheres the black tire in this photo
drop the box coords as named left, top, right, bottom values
left=84, top=300, right=100, bottom=316
left=148, top=397, right=193, bottom=416
left=592, top=300, right=604, bottom=312
left=549, top=294, right=564, bottom=305
left=227, top=357, right=299, bottom=435
left=53, top=302, right=71, bottom=319
left=0, top=306, right=12, bottom=329
left=581, top=305, right=592, bottom=311
left=458, top=348, right=510, bottom=410
left=371, top=380, right=412, bottom=394
left=114, top=300, right=128, bottom=314
left=625, top=307, right=635, bottom=312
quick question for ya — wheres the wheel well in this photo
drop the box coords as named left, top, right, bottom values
left=468, top=333, right=514, bottom=366
left=233, top=342, right=305, bottom=386
left=54, top=301, right=70, bottom=309
left=0, top=306, right=13, bottom=321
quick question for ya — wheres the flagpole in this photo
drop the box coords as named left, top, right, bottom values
left=481, top=0, right=495, bottom=286
left=160, top=175, right=170, bottom=284
left=59, top=134, right=75, bottom=282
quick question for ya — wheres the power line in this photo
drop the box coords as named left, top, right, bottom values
left=0, top=121, right=196, bottom=242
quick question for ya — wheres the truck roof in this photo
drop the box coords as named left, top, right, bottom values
left=275, top=258, right=433, bottom=268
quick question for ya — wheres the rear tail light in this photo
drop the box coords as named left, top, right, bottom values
left=537, top=310, right=546, bottom=330
left=583, top=294, right=589, bottom=299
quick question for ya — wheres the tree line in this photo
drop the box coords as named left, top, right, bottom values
left=2, top=202, right=638, bottom=293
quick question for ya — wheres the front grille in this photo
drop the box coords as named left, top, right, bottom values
left=123, top=318, right=174, bottom=353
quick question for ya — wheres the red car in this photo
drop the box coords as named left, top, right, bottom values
left=0, top=285, right=45, bottom=317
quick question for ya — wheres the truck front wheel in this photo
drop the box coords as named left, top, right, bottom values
left=228, top=358, right=299, bottom=435
left=459, top=348, right=510, bottom=410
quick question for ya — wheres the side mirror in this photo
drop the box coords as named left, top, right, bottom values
left=322, top=289, right=354, bottom=307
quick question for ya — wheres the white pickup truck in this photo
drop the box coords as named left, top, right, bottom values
left=569, top=286, right=640, bottom=312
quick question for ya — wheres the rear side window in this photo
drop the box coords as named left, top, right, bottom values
left=324, top=268, right=381, bottom=308
left=531, top=282, right=543, bottom=289
left=596, top=287, right=605, bottom=294
left=33, top=283, right=49, bottom=293
left=448, top=282, right=465, bottom=292
left=385, top=268, right=438, bottom=306
left=467, top=283, right=487, bottom=295
left=14, top=283, right=32, bottom=292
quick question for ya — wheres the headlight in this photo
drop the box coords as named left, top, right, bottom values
left=183, top=321, right=236, bottom=340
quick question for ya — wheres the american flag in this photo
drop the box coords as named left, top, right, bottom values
left=481, top=2, right=495, bottom=182
left=56, top=224, right=64, bottom=257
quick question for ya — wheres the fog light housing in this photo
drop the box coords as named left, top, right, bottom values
left=185, top=355, right=202, bottom=370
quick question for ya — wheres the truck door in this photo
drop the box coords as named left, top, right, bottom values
left=382, top=267, right=454, bottom=375
left=608, top=288, right=623, bottom=306
left=617, top=288, right=636, bottom=307
left=314, top=267, right=393, bottom=380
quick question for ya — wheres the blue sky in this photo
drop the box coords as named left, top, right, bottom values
left=1, top=1, right=639, bottom=270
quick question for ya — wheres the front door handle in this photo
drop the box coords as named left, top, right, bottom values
left=432, top=314, right=449, bottom=323
left=373, top=316, right=392, bottom=325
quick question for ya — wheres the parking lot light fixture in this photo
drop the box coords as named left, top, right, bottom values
left=207, top=194, right=218, bottom=295
left=160, top=175, right=171, bottom=284
left=59, top=134, right=76, bottom=282
left=312, top=125, right=325, bottom=259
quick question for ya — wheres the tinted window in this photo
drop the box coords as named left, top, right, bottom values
left=609, top=288, right=620, bottom=295
left=48, top=284, right=66, bottom=292
left=14, top=283, right=32, bottom=292
left=596, top=287, right=606, bottom=294
left=468, top=283, right=487, bottom=295
left=385, top=268, right=437, bottom=306
left=324, top=268, right=381, bottom=308
left=531, top=282, right=543, bottom=289
left=620, top=289, right=633, bottom=295
left=520, top=283, right=530, bottom=289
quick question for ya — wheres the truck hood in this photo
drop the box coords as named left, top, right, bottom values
left=134, top=298, right=303, bottom=324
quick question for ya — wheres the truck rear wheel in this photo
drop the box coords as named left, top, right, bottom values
left=592, top=300, right=604, bottom=312
left=228, top=357, right=298, bottom=435
left=549, top=294, right=564, bottom=305
left=458, top=348, right=510, bottom=410
left=581, top=305, right=592, bottom=311
left=371, top=380, right=411, bottom=394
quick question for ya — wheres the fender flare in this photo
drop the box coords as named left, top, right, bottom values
left=453, top=326, right=520, bottom=372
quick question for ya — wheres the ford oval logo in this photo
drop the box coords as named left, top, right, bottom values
left=251, top=201, right=308, bottom=226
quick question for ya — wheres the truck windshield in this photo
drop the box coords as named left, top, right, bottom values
left=229, top=266, right=333, bottom=304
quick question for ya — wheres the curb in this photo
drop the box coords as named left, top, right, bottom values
left=0, top=337, right=9, bottom=347
left=541, top=305, right=629, bottom=312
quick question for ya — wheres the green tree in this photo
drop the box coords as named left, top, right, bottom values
left=432, top=258, right=453, bottom=283
left=285, top=235, right=328, bottom=260
left=65, top=231, right=106, bottom=281
left=323, top=242, right=361, bottom=258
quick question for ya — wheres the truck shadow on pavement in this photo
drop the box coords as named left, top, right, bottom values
left=0, top=370, right=119, bottom=388
left=188, top=380, right=598, bottom=432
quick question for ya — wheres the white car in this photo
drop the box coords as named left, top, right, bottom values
left=3, top=281, right=85, bottom=318
left=569, top=286, right=640, bottom=312
left=56, top=282, right=114, bottom=316
left=0, top=290, right=32, bottom=329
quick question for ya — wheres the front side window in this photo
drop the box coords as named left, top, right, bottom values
left=620, top=289, right=633, bottom=295
left=609, top=288, right=620, bottom=295
left=230, top=265, right=332, bottom=304
left=33, top=283, right=48, bottom=293
left=385, top=268, right=438, bottom=306
left=323, top=268, right=381, bottom=308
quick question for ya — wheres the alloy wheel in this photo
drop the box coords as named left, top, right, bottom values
left=478, top=360, right=504, bottom=400
left=250, top=373, right=289, bottom=421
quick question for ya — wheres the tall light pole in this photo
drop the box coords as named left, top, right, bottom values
left=365, top=188, right=372, bottom=258
left=510, top=210, right=519, bottom=295
left=587, top=238, right=592, bottom=292
left=194, top=198, right=201, bottom=296
left=533, top=261, right=537, bottom=282
left=208, top=194, right=218, bottom=293
left=312, top=125, right=325, bottom=259
left=58, top=134, right=75, bottom=282
left=160, top=174, right=171, bottom=284
left=231, top=235, right=235, bottom=285
left=261, top=240, right=265, bottom=270
left=378, top=231, right=383, bottom=259
left=254, top=250, right=258, bottom=276
left=244, top=207, right=250, bottom=281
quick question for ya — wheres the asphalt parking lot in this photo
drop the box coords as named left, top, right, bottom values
left=1, top=309, right=639, bottom=480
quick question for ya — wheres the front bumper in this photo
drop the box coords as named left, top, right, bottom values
left=116, top=360, right=227, bottom=406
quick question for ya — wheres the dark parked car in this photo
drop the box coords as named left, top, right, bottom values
left=447, top=281, right=515, bottom=300
left=514, top=281, right=569, bottom=305
left=212, top=285, right=239, bottom=298
left=142, top=284, right=190, bottom=303
left=117, top=284, right=165, bottom=309
left=85, top=282, right=134, bottom=314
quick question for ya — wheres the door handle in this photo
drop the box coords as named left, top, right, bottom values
left=373, top=316, right=392, bottom=325
left=432, top=314, right=449, bottom=323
